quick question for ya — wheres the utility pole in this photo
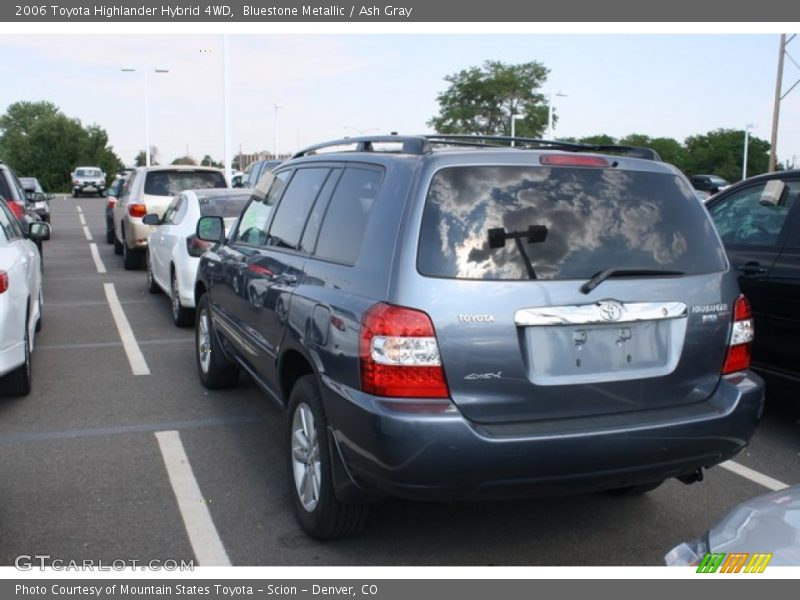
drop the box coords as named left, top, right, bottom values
left=769, top=35, right=786, bottom=172
left=769, top=34, right=799, bottom=172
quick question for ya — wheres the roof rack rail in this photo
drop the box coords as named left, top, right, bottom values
left=291, top=134, right=662, bottom=161
left=292, top=135, right=430, bottom=159
left=424, top=135, right=662, bottom=161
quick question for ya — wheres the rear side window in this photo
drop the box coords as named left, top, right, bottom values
left=198, top=193, right=251, bottom=218
left=144, top=170, right=226, bottom=196
left=314, top=167, right=382, bottom=265
left=418, top=166, right=727, bottom=281
left=267, top=168, right=330, bottom=250
left=708, top=180, right=798, bottom=247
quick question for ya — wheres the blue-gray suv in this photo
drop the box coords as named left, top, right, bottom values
left=193, top=135, right=765, bottom=539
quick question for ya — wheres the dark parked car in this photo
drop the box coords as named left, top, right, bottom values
left=0, top=162, right=43, bottom=256
left=706, top=170, right=800, bottom=388
left=194, top=135, right=764, bottom=539
left=105, top=175, right=127, bottom=244
left=19, top=177, right=51, bottom=222
left=691, top=174, right=730, bottom=195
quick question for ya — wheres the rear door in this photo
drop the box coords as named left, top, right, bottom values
left=707, top=178, right=799, bottom=370
left=410, top=162, right=732, bottom=424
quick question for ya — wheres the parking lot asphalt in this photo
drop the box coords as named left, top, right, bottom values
left=1, top=196, right=798, bottom=566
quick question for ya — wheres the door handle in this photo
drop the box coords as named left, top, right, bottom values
left=738, top=263, right=768, bottom=276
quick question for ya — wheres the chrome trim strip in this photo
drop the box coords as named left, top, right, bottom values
left=514, top=301, right=688, bottom=326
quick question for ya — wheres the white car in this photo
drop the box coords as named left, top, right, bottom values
left=0, top=199, right=50, bottom=396
left=144, top=188, right=251, bottom=326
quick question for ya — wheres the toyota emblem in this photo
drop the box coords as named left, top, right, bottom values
left=598, top=300, right=624, bottom=322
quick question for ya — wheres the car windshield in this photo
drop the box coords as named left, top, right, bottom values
left=20, top=178, right=43, bottom=193
left=76, top=169, right=103, bottom=177
left=144, top=170, right=227, bottom=196
left=198, top=192, right=251, bottom=218
left=418, top=165, right=727, bottom=281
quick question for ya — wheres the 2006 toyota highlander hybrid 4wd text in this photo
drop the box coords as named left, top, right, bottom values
left=192, top=135, right=765, bottom=539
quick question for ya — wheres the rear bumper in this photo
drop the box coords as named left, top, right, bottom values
left=321, top=371, right=765, bottom=500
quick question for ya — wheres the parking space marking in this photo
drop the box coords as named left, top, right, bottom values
left=721, top=460, right=789, bottom=491
left=82, top=225, right=94, bottom=241
left=103, top=283, right=150, bottom=376
left=79, top=213, right=86, bottom=226
left=155, top=430, right=232, bottom=566
left=76, top=205, right=82, bottom=213
left=0, top=415, right=263, bottom=446
left=89, top=243, right=107, bottom=274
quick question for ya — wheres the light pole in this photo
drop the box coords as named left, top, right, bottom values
left=121, top=67, right=169, bottom=167
left=742, top=124, right=754, bottom=181
left=274, top=104, right=282, bottom=159
left=546, top=91, right=567, bottom=140
left=510, top=114, right=524, bottom=146
left=223, top=35, right=232, bottom=185
left=769, top=34, right=798, bottom=172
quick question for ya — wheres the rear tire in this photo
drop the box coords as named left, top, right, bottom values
left=113, top=234, right=123, bottom=255
left=171, top=269, right=194, bottom=327
left=106, top=228, right=114, bottom=244
left=123, top=240, right=142, bottom=270
left=195, top=294, right=239, bottom=389
left=287, top=375, right=370, bottom=540
left=146, top=251, right=160, bottom=294
left=605, top=480, right=664, bottom=496
left=1, top=312, right=32, bottom=397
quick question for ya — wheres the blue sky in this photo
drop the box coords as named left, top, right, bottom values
left=0, top=34, right=797, bottom=171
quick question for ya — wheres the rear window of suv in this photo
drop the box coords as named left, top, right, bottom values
left=418, top=165, right=727, bottom=281
left=144, top=170, right=226, bottom=196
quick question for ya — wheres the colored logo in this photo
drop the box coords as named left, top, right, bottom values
left=696, top=552, right=773, bottom=573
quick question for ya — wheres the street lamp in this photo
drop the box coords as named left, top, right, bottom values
left=121, top=67, right=169, bottom=167
left=742, top=124, right=754, bottom=181
left=546, top=91, right=567, bottom=140
left=510, top=114, right=524, bottom=146
left=274, top=104, right=283, bottom=159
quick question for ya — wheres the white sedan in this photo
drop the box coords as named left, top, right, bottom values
left=0, top=199, right=50, bottom=396
left=144, top=188, right=251, bottom=327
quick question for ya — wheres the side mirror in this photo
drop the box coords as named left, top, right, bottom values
left=142, top=213, right=161, bottom=226
left=34, top=192, right=45, bottom=203
left=197, top=216, right=225, bottom=243
left=28, top=221, right=51, bottom=241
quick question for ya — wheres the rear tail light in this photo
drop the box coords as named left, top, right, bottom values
left=0, top=271, right=8, bottom=294
left=359, top=303, right=450, bottom=400
left=186, top=234, right=212, bottom=257
left=7, top=200, right=24, bottom=219
left=540, top=154, right=610, bottom=167
left=722, top=295, right=754, bottom=375
left=128, top=203, right=147, bottom=218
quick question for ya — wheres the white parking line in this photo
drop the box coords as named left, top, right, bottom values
left=155, top=431, right=232, bottom=566
left=76, top=205, right=82, bottom=213
left=720, top=460, right=789, bottom=491
left=82, top=225, right=93, bottom=241
left=88, top=243, right=106, bottom=274
left=79, top=213, right=86, bottom=226
left=103, top=283, right=150, bottom=376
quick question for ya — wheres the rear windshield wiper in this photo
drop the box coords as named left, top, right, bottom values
left=580, top=267, right=685, bottom=295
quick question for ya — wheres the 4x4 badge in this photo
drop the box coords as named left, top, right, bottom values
left=597, top=300, right=624, bottom=322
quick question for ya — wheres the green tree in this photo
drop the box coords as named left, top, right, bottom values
left=578, top=134, right=617, bottom=146
left=134, top=146, right=160, bottom=167
left=617, top=134, right=685, bottom=169
left=0, top=101, right=122, bottom=192
left=200, top=154, right=223, bottom=168
left=171, top=155, right=197, bottom=166
left=428, top=60, right=551, bottom=137
left=683, top=129, right=770, bottom=183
